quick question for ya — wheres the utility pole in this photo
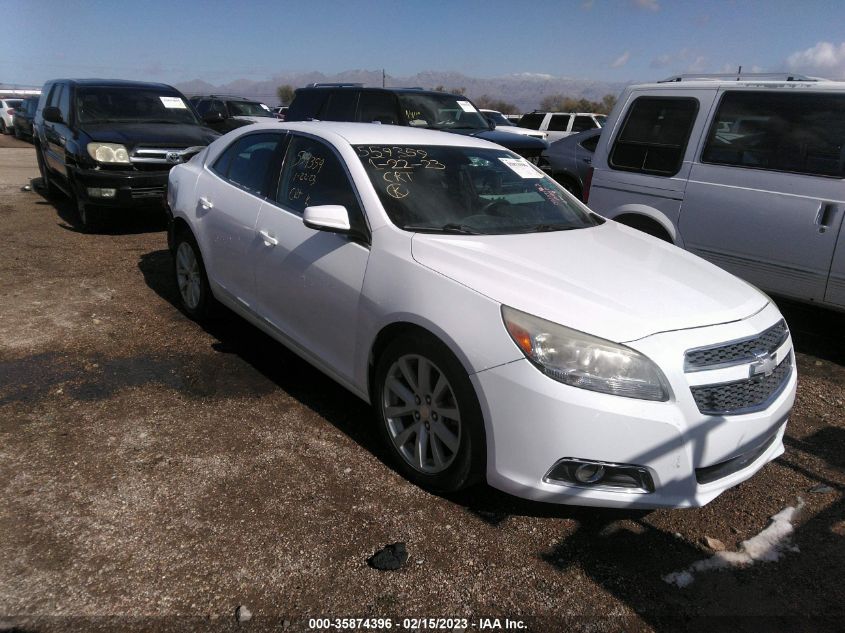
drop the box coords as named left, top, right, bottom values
left=382, top=69, right=386, bottom=88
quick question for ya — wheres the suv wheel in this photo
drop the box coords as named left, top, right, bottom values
left=374, top=333, right=485, bottom=493
left=35, top=147, right=60, bottom=198
left=173, top=232, right=214, bottom=319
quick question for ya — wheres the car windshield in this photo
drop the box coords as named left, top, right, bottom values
left=356, top=144, right=601, bottom=235
left=595, top=115, right=607, bottom=127
left=228, top=101, right=274, bottom=117
left=75, top=87, right=200, bottom=124
left=397, top=93, right=489, bottom=131
left=484, top=111, right=514, bottom=126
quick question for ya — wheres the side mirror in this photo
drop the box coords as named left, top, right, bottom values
left=303, top=205, right=351, bottom=233
left=202, top=111, right=224, bottom=124
left=43, top=106, right=63, bottom=124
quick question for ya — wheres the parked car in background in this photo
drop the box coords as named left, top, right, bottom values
left=167, top=120, right=795, bottom=509
left=587, top=72, right=845, bottom=310
left=286, top=84, right=548, bottom=162
left=479, top=108, right=547, bottom=140
left=272, top=106, right=288, bottom=120
left=189, top=95, right=276, bottom=133
left=539, top=128, right=601, bottom=199
left=12, top=96, right=38, bottom=140
left=34, top=79, right=219, bottom=230
left=518, top=111, right=606, bottom=142
left=0, top=98, right=23, bottom=134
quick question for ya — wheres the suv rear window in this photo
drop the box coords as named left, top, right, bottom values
left=286, top=90, right=328, bottom=121
left=701, top=91, right=845, bottom=178
left=609, top=97, right=698, bottom=176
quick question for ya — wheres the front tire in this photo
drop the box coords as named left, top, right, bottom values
left=36, top=146, right=60, bottom=198
left=173, top=232, right=214, bottom=320
left=374, top=333, right=485, bottom=493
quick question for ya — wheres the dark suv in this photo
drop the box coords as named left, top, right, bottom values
left=286, top=84, right=548, bottom=161
left=189, top=95, right=276, bottom=133
left=34, top=79, right=219, bottom=229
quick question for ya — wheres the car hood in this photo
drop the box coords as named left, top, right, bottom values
left=448, top=128, right=548, bottom=150
left=78, top=122, right=220, bottom=148
left=410, top=221, right=767, bottom=343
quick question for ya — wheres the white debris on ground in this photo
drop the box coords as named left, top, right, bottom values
left=663, top=498, right=805, bottom=588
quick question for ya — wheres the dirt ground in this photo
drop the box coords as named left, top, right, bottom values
left=0, top=133, right=843, bottom=633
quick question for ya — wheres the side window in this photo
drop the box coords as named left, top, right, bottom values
left=58, top=85, right=71, bottom=122
left=572, top=115, right=595, bottom=132
left=701, top=91, right=845, bottom=178
left=548, top=114, right=572, bottom=132
left=357, top=91, right=398, bottom=124
left=211, top=133, right=286, bottom=197
left=286, top=90, right=328, bottom=121
left=194, top=99, right=211, bottom=116
left=276, top=135, right=366, bottom=233
left=580, top=134, right=600, bottom=152
left=609, top=97, right=698, bottom=176
left=211, top=100, right=226, bottom=116
left=518, top=113, right=544, bottom=129
left=321, top=91, right=358, bottom=121
left=47, top=83, right=63, bottom=108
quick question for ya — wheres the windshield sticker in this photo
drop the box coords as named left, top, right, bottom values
left=260, top=103, right=271, bottom=111
left=499, top=157, right=543, bottom=179
left=160, top=96, right=187, bottom=109
left=456, top=100, right=477, bottom=113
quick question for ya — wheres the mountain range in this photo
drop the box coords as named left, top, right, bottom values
left=175, top=70, right=629, bottom=113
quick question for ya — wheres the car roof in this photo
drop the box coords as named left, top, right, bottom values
left=298, top=85, right=466, bottom=98
left=49, top=78, right=179, bottom=91
left=239, top=121, right=506, bottom=149
left=628, top=79, right=845, bottom=91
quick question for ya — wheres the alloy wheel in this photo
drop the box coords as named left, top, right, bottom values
left=175, top=241, right=202, bottom=310
left=382, top=354, right=462, bottom=474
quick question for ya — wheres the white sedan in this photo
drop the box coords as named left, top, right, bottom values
left=166, top=121, right=796, bottom=508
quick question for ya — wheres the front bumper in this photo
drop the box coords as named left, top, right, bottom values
left=472, top=302, right=796, bottom=508
left=71, top=167, right=170, bottom=208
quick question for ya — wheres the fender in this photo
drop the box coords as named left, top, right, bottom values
left=606, top=203, right=682, bottom=246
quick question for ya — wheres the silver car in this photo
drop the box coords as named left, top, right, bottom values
left=540, top=128, right=601, bottom=200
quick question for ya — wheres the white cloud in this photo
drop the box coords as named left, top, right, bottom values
left=787, top=41, right=845, bottom=79
left=581, top=0, right=594, bottom=10
left=633, top=0, right=660, bottom=11
left=611, top=51, right=631, bottom=68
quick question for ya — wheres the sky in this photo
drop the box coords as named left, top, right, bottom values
left=2, top=0, right=845, bottom=88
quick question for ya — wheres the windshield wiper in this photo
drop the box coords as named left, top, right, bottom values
left=524, top=223, right=581, bottom=233
left=403, top=223, right=485, bottom=235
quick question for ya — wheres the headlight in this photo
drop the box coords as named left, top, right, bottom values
left=502, top=306, right=671, bottom=401
left=87, top=142, right=130, bottom=164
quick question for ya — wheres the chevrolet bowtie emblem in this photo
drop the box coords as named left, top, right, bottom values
left=749, top=350, right=777, bottom=378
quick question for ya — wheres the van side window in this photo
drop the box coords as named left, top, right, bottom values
left=609, top=97, right=698, bottom=176
left=702, top=91, right=845, bottom=178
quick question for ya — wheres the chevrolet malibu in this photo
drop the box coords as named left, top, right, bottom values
left=166, top=121, right=796, bottom=508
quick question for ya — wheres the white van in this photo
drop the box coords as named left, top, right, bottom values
left=586, top=73, right=845, bottom=308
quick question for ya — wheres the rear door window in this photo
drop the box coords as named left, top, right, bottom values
left=321, top=91, right=358, bottom=121
left=609, top=96, right=698, bottom=176
left=548, top=114, right=572, bottom=132
left=357, top=91, right=398, bottom=124
left=212, top=132, right=287, bottom=197
left=701, top=90, right=845, bottom=178
left=572, top=115, right=595, bottom=132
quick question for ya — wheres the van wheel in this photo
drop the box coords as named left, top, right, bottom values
left=373, top=333, right=485, bottom=493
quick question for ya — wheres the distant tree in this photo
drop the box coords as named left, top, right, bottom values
left=473, top=95, right=518, bottom=114
left=276, top=84, right=295, bottom=105
left=600, top=93, right=617, bottom=114
left=540, top=93, right=567, bottom=111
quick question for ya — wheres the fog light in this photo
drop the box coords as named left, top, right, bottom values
left=87, top=187, right=116, bottom=198
left=544, top=458, right=655, bottom=494
left=574, top=463, right=605, bottom=483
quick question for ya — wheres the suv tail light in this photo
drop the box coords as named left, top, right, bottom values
left=6, top=109, right=13, bottom=116
left=583, top=166, right=594, bottom=204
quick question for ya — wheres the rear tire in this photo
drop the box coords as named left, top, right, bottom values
left=172, top=231, right=215, bottom=320
left=373, top=333, right=485, bottom=493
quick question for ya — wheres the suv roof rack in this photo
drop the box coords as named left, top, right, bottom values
left=658, top=73, right=824, bottom=83
left=307, top=82, right=364, bottom=88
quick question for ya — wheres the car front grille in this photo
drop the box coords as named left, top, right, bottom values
left=131, top=186, right=166, bottom=199
left=690, top=354, right=792, bottom=415
left=685, top=319, right=789, bottom=371
left=130, top=146, right=204, bottom=170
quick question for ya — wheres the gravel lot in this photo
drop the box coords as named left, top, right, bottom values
left=0, top=133, right=843, bottom=633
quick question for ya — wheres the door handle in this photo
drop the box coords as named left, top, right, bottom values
left=199, top=196, right=213, bottom=210
left=815, top=202, right=836, bottom=233
left=258, top=229, right=278, bottom=246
